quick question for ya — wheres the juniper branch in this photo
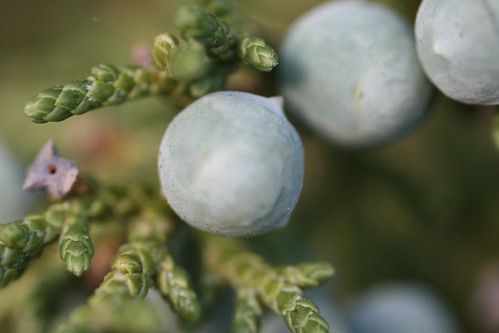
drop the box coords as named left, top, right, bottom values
left=26, top=1, right=279, bottom=124
left=58, top=205, right=201, bottom=331
left=156, top=251, right=201, bottom=322
left=276, top=262, right=335, bottom=290
left=24, top=64, right=172, bottom=123
left=203, top=236, right=334, bottom=333
left=0, top=211, right=63, bottom=287
left=128, top=206, right=201, bottom=322
left=56, top=212, right=166, bottom=333
left=0, top=185, right=157, bottom=286
left=152, top=4, right=277, bottom=86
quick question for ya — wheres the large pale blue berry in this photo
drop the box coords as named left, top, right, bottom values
left=158, top=91, right=304, bottom=237
left=279, top=0, right=433, bottom=148
left=416, top=0, right=499, bottom=105
left=348, top=284, right=461, bottom=333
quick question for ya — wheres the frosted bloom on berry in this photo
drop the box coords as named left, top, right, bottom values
left=279, top=0, right=433, bottom=148
left=416, top=0, right=499, bottom=105
left=158, top=91, right=304, bottom=237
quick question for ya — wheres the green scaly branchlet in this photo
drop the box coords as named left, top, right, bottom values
left=156, top=253, right=201, bottom=322
left=149, top=5, right=278, bottom=97
left=150, top=5, right=278, bottom=98
left=25, top=4, right=278, bottom=124
left=57, top=207, right=201, bottom=332
left=128, top=207, right=201, bottom=322
left=59, top=204, right=94, bottom=277
left=0, top=209, right=64, bottom=287
left=172, top=5, right=278, bottom=70
left=202, top=236, right=334, bottom=333
left=0, top=185, right=157, bottom=287
left=24, top=64, right=173, bottom=123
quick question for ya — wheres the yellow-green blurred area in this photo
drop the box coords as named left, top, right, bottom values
left=1, top=0, right=499, bottom=332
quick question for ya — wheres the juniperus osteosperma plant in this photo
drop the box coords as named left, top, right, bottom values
left=2, top=0, right=499, bottom=332
left=1, top=1, right=332, bottom=332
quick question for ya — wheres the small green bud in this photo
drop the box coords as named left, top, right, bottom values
left=239, top=35, right=278, bottom=72
left=62, top=245, right=92, bottom=277
left=151, top=33, right=178, bottom=70
left=167, top=42, right=211, bottom=82
left=24, top=87, right=65, bottom=123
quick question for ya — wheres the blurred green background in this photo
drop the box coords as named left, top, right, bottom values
left=1, top=0, right=499, bottom=332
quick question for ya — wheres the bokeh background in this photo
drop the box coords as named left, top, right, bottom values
left=1, top=0, right=499, bottom=332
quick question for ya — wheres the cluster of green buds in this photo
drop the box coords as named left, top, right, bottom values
left=1, top=181, right=334, bottom=333
left=23, top=0, right=278, bottom=124
left=149, top=2, right=278, bottom=99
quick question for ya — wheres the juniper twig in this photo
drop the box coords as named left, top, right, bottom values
left=0, top=211, right=63, bottom=287
left=0, top=185, right=157, bottom=287
left=59, top=201, right=94, bottom=277
left=24, top=64, right=174, bottom=123
left=25, top=2, right=278, bottom=124
left=202, top=236, right=334, bottom=333
left=57, top=204, right=201, bottom=332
